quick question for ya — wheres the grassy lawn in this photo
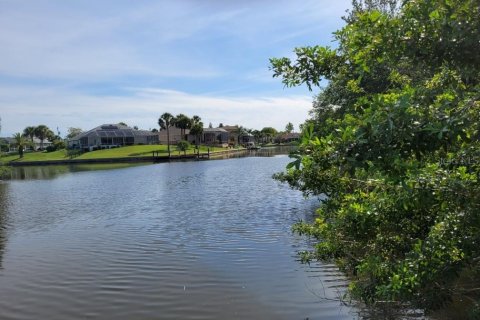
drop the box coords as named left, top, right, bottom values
left=0, top=144, right=230, bottom=163
left=1, top=150, right=69, bottom=163
left=77, top=145, right=169, bottom=159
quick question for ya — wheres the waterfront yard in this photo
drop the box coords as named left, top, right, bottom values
left=0, top=145, right=227, bottom=163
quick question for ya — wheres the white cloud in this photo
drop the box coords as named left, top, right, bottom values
left=0, top=0, right=350, bottom=136
left=0, top=0, right=349, bottom=80
left=0, top=86, right=311, bottom=136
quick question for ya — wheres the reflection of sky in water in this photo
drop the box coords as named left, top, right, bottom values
left=8, top=163, right=150, bottom=180
left=0, top=183, right=9, bottom=269
left=0, top=155, right=357, bottom=320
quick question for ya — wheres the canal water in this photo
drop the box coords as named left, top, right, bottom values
left=0, top=151, right=358, bottom=319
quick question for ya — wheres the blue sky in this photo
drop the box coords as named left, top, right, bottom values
left=0, top=0, right=351, bottom=137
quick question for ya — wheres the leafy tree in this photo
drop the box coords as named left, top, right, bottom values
left=285, top=122, right=294, bottom=133
left=158, top=113, right=175, bottom=156
left=271, top=0, right=480, bottom=315
left=34, top=125, right=54, bottom=150
left=66, top=127, right=83, bottom=139
left=176, top=140, right=190, bottom=155
left=236, top=126, right=247, bottom=144
left=191, top=115, right=202, bottom=125
left=251, top=129, right=262, bottom=143
left=260, top=127, right=277, bottom=143
left=190, top=123, right=203, bottom=146
left=12, top=133, right=27, bottom=158
left=343, top=0, right=401, bottom=23
left=174, top=114, right=191, bottom=140
left=190, top=115, right=203, bottom=146
left=23, top=126, right=36, bottom=144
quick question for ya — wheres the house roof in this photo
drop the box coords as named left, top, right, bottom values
left=203, top=127, right=228, bottom=133
left=70, top=124, right=155, bottom=141
left=0, top=137, right=52, bottom=144
left=0, top=137, right=15, bottom=144
left=278, top=132, right=300, bottom=139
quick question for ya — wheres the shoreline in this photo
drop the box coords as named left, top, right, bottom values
left=5, top=148, right=249, bottom=167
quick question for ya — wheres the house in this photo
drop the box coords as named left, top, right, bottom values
left=31, top=137, right=53, bottom=150
left=0, top=137, right=53, bottom=152
left=0, top=137, right=16, bottom=152
left=68, top=124, right=159, bottom=151
left=221, top=125, right=253, bottom=146
left=275, top=132, right=300, bottom=144
left=201, top=128, right=229, bottom=147
left=239, top=133, right=254, bottom=145
left=158, top=127, right=189, bottom=144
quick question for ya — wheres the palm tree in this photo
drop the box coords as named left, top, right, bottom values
left=260, top=127, right=277, bottom=143
left=252, top=130, right=261, bottom=144
left=174, top=114, right=191, bottom=140
left=192, top=115, right=201, bottom=125
left=236, top=126, right=246, bottom=145
left=158, top=113, right=175, bottom=156
left=23, top=126, right=36, bottom=145
left=190, top=123, right=203, bottom=146
left=13, top=133, right=27, bottom=158
left=285, top=122, right=294, bottom=133
left=34, top=125, right=53, bottom=150
left=190, top=115, right=203, bottom=146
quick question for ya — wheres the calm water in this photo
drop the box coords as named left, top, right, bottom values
left=0, top=152, right=358, bottom=319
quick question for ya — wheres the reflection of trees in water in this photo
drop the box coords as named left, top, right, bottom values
left=0, top=183, right=8, bottom=269
left=9, top=164, right=147, bottom=180
left=9, top=166, right=71, bottom=180
left=211, top=146, right=297, bottom=160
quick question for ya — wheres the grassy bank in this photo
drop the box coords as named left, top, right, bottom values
left=0, top=145, right=228, bottom=164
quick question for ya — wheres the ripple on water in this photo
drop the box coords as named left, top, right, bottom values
left=0, top=156, right=357, bottom=320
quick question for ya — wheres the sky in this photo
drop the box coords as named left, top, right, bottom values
left=0, top=0, right=351, bottom=137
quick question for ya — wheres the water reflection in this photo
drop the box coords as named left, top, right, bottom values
left=9, top=163, right=150, bottom=180
left=210, top=145, right=296, bottom=160
left=7, top=147, right=296, bottom=181
left=0, top=183, right=8, bottom=269
left=0, top=154, right=357, bottom=320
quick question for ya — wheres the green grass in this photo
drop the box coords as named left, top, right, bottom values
left=1, top=150, right=69, bottom=162
left=0, top=144, right=229, bottom=163
left=77, top=145, right=169, bottom=159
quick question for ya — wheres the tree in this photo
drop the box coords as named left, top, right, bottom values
left=176, top=140, right=190, bottom=156
left=66, top=127, right=83, bottom=139
left=174, top=114, right=191, bottom=140
left=260, top=127, right=277, bottom=143
left=23, top=126, right=36, bottom=144
left=285, top=122, right=294, bottom=133
left=12, top=133, right=27, bottom=158
left=190, top=123, right=203, bottom=146
left=271, top=0, right=480, bottom=315
left=158, top=113, right=175, bottom=156
left=192, top=115, right=202, bottom=125
left=236, top=126, right=246, bottom=144
left=34, top=125, right=54, bottom=150
left=190, top=116, right=203, bottom=146
left=252, top=129, right=262, bottom=143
